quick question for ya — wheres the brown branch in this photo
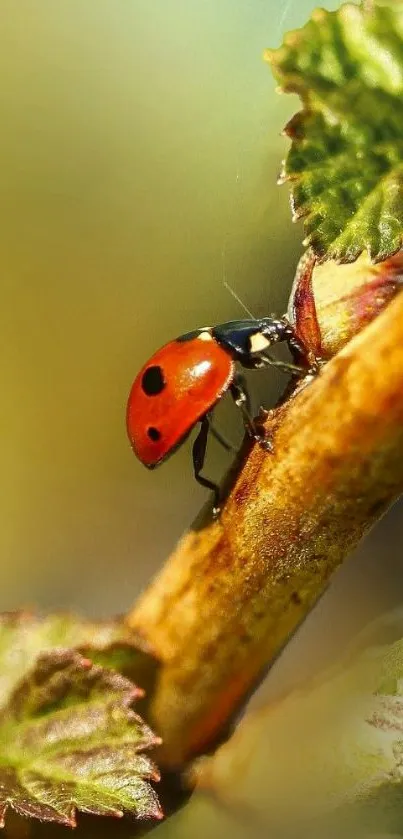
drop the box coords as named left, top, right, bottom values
left=127, top=292, right=403, bottom=768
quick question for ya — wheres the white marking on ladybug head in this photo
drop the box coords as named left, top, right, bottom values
left=249, top=332, right=271, bottom=354
left=197, top=330, right=214, bottom=342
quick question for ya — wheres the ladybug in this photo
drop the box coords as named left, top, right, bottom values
left=127, top=247, right=403, bottom=510
left=126, top=317, right=305, bottom=510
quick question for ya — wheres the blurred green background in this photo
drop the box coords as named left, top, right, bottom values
left=1, top=0, right=403, bottom=686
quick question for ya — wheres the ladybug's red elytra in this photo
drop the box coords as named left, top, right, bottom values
left=126, top=317, right=306, bottom=511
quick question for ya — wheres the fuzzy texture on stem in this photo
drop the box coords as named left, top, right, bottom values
left=128, top=292, right=403, bottom=768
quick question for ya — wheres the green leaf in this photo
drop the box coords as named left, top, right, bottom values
left=266, top=3, right=403, bottom=263
left=0, top=613, right=162, bottom=827
left=0, top=611, right=160, bottom=706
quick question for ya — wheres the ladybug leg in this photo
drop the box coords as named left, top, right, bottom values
left=261, top=317, right=319, bottom=374
left=231, top=372, right=252, bottom=413
left=230, top=375, right=273, bottom=452
left=258, top=353, right=304, bottom=375
left=192, top=416, right=221, bottom=513
left=281, top=327, right=321, bottom=374
left=286, top=332, right=304, bottom=357
left=209, top=423, right=237, bottom=453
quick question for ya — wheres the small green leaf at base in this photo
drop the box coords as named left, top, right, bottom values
left=0, top=613, right=163, bottom=827
left=266, top=3, right=403, bottom=263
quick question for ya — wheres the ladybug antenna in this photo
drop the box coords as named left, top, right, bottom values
left=221, top=242, right=256, bottom=320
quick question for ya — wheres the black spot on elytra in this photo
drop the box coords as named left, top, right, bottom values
left=147, top=426, right=161, bottom=442
left=142, top=365, right=165, bottom=396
